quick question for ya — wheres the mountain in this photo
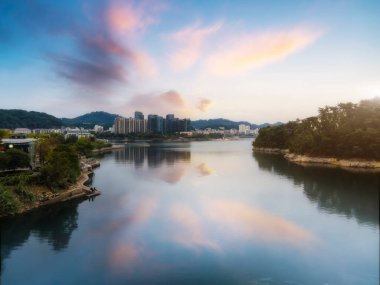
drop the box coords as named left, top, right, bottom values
left=0, top=109, right=63, bottom=129
left=62, top=111, right=119, bottom=128
left=0, top=109, right=282, bottom=130
left=191, top=118, right=282, bottom=130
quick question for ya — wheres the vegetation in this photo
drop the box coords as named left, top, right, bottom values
left=0, top=110, right=118, bottom=129
left=40, top=144, right=80, bottom=189
left=253, top=98, right=380, bottom=160
left=0, top=186, right=20, bottom=215
left=0, top=129, right=11, bottom=139
left=0, top=135, right=104, bottom=216
left=0, top=109, right=62, bottom=129
left=0, top=149, right=31, bottom=171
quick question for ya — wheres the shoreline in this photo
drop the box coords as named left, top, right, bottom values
left=0, top=159, right=101, bottom=219
left=253, top=147, right=380, bottom=172
left=92, top=144, right=125, bottom=153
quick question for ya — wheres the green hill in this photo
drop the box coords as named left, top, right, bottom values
left=0, top=109, right=63, bottom=129
left=62, top=111, right=118, bottom=128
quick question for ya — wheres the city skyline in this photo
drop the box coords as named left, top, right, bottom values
left=1, top=0, right=379, bottom=123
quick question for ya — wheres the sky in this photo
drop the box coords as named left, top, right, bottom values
left=0, top=0, right=379, bottom=123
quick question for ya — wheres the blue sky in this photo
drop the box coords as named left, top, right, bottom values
left=0, top=0, right=379, bottom=122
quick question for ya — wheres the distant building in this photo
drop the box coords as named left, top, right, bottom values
left=32, top=129, right=63, bottom=135
left=114, top=112, right=191, bottom=135
left=94, top=125, right=104, bottom=133
left=134, top=111, right=144, bottom=120
left=239, top=124, right=250, bottom=134
left=148, top=115, right=164, bottom=133
left=65, top=128, right=91, bottom=139
left=14, top=128, right=31, bottom=135
left=113, top=117, right=147, bottom=135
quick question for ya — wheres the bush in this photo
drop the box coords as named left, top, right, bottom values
left=0, top=187, right=20, bottom=216
left=0, top=149, right=30, bottom=170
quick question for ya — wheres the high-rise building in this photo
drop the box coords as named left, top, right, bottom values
left=165, top=114, right=175, bottom=133
left=114, top=116, right=147, bottom=134
left=135, top=111, right=144, bottom=120
left=148, top=115, right=164, bottom=133
left=115, top=112, right=190, bottom=135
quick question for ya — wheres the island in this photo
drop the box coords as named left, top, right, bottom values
left=253, top=98, right=380, bottom=170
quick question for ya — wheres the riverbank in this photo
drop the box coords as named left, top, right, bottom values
left=253, top=147, right=380, bottom=171
left=92, top=144, right=125, bottom=153
left=0, top=158, right=100, bottom=219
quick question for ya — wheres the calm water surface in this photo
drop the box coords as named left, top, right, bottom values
left=1, top=140, right=379, bottom=285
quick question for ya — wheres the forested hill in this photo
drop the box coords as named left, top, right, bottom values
left=0, top=110, right=119, bottom=129
left=253, top=98, right=380, bottom=160
left=0, top=109, right=63, bottom=129
left=62, top=111, right=118, bottom=127
left=192, top=118, right=282, bottom=130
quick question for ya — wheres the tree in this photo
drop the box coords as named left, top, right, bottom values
left=41, top=144, right=80, bottom=189
left=1, top=149, right=31, bottom=170
left=253, top=98, right=380, bottom=159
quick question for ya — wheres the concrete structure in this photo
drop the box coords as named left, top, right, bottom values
left=1, top=138, right=37, bottom=167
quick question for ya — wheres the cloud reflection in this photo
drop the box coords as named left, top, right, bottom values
left=169, top=204, right=220, bottom=251
left=197, top=163, right=214, bottom=176
left=206, top=200, right=317, bottom=248
left=108, top=241, right=141, bottom=273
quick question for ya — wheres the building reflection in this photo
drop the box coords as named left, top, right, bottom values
left=1, top=200, right=80, bottom=273
left=114, top=144, right=191, bottom=169
left=252, top=152, right=380, bottom=226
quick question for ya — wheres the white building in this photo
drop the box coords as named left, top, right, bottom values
left=14, top=128, right=31, bottom=135
left=65, top=128, right=92, bottom=139
left=238, top=124, right=250, bottom=134
left=94, top=125, right=104, bottom=133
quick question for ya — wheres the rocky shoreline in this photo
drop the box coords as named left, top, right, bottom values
left=253, top=147, right=380, bottom=171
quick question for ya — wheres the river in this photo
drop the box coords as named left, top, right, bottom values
left=1, top=140, right=379, bottom=285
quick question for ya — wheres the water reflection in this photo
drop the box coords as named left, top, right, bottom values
left=1, top=200, right=81, bottom=273
left=253, top=152, right=380, bottom=226
left=114, top=143, right=191, bottom=168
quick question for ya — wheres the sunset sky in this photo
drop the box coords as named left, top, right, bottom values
left=1, top=0, right=379, bottom=123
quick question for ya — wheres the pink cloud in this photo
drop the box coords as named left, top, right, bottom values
left=205, top=27, right=323, bottom=76
left=106, top=1, right=158, bottom=35
left=124, top=90, right=191, bottom=117
left=169, top=21, right=222, bottom=72
left=105, top=1, right=159, bottom=78
left=197, top=98, right=212, bottom=112
left=130, top=50, right=157, bottom=77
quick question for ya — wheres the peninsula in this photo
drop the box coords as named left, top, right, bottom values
left=0, top=135, right=110, bottom=218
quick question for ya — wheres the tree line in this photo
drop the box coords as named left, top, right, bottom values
left=253, top=98, right=380, bottom=160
